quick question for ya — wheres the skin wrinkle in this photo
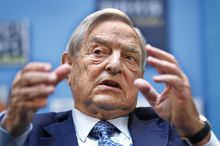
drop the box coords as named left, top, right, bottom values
left=66, top=20, right=143, bottom=120
left=89, top=35, right=141, bottom=65
left=85, top=20, right=144, bottom=65
left=88, top=35, right=141, bottom=71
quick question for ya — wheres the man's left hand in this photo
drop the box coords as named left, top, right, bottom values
left=134, top=45, right=207, bottom=140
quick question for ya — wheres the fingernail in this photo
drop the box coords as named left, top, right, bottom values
left=146, top=44, right=151, bottom=48
left=47, top=86, right=54, bottom=93
left=44, top=64, right=52, bottom=70
left=134, top=78, right=144, bottom=86
left=153, top=75, right=160, bottom=80
left=49, top=73, right=57, bottom=81
left=62, top=64, right=70, bottom=68
left=147, top=56, right=154, bottom=61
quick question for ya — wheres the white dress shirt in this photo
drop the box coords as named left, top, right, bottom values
left=72, top=108, right=132, bottom=146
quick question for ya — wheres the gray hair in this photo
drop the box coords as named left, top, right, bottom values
left=66, top=8, right=146, bottom=70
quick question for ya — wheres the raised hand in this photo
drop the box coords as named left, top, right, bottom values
left=1, top=63, right=70, bottom=137
left=134, top=45, right=206, bottom=139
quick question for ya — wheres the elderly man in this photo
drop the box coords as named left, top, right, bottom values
left=0, top=8, right=219, bottom=146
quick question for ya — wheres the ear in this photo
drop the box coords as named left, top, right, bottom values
left=61, top=52, right=73, bottom=84
left=62, top=52, right=73, bottom=65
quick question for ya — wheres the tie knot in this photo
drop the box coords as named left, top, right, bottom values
left=89, top=120, right=118, bottom=139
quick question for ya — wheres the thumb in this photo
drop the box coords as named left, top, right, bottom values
left=134, top=78, right=159, bottom=106
left=52, top=64, right=71, bottom=84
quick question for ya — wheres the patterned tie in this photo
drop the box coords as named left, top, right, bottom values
left=89, top=120, right=123, bottom=146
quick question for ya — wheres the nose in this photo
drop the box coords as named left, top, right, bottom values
left=105, top=51, right=122, bottom=75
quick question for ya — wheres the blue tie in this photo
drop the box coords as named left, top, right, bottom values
left=89, top=120, right=123, bottom=146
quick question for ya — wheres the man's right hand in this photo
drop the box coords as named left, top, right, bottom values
left=0, top=62, right=71, bottom=137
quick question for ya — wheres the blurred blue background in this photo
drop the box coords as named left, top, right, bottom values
left=0, top=0, right=219, bottom=138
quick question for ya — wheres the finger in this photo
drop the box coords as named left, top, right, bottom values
left=22, top=62, right=52, bottom=73
left=153, top=74, right=182, bottom=88
left=14, top=72, right=57, bottom=87
left=146, top=44, right=178, bottom=64
left=12, top=71, right=22, bottom=87
left=147, top=56, right=184, bottom=78
left=12, top=63, right=52, bottom=87
left=53, top=64, right=71, bottom=84
left=15, top=98, right=48, bottom=112
left=134, top=78, right=159, bottom=106
left=11, top=85, right=55, bottom=101
left=32, top=97, right=48, bottom=108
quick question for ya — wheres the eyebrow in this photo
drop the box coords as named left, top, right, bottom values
left=90, top=36, right=109, bottom=47
left=124, top=46, right=141, bottom=54
left=90, top=36, right=141, bottom=55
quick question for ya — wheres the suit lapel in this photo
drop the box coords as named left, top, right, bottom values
left=129, top=111, right=169, bottom=146
left=39, top=111, right=78, bottom=146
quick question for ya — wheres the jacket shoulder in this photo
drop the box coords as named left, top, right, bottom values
left=29, top=110, right=72, bottom=139
left=132, top=107, right=184, bottom=146
left=23, top=110, right=75, bottom=146
left=32, top=110, right=72, bottom=127
left=133, top=107, right=160, bottom=121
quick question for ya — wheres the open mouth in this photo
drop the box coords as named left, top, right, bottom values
left=100, top=80, right=122, bottom=89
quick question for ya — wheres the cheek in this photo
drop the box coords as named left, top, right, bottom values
left=122, top=63, right=142, bottom=81
left=69, top=61, right=91, bottom=92
left=124, top=61, right=140, bottom=71
left=83, top=56, right=106, bottom=79
left=77, top=54, right=107, bottom=81
left=122, top=61, right=143, bottom=79
left=122, top=64, right=142, bottom=96
left=70, top=67, right=94, bottom=103
left=87, top=55, right=106, bottom=65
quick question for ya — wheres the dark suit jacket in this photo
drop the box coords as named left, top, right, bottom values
left=22, top=107, right=184, bottom=146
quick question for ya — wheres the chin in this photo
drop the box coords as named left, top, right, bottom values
left=79, top=94, right=137, bottom=119
left=92, top=94, right=125, bottom=109
left=94, top=98, right=136, bottom=115
left=96, top=106, right=135, bottom=120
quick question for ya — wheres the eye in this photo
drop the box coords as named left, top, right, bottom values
left=125, top=55, right=136, bottom=62
left=93, top=49, right=102, bottom=55
left=92, top=47, right=108, bottom=57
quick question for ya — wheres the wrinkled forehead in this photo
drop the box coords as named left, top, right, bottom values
left=91, top=20, right=137, bottom=37
left=67, top=10, right=146, bottom=69
left=86, top=20, right=142, bottom=47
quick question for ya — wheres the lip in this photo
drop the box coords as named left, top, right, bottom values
left=98, top=79, right=122, bottom=90
left=98, top=85, right=122, bottom=92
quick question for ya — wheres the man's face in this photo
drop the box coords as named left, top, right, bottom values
left=68, top=20, right=143, bottom=119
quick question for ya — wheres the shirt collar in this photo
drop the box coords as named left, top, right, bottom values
left=72, top=108, right=131, bottom=142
